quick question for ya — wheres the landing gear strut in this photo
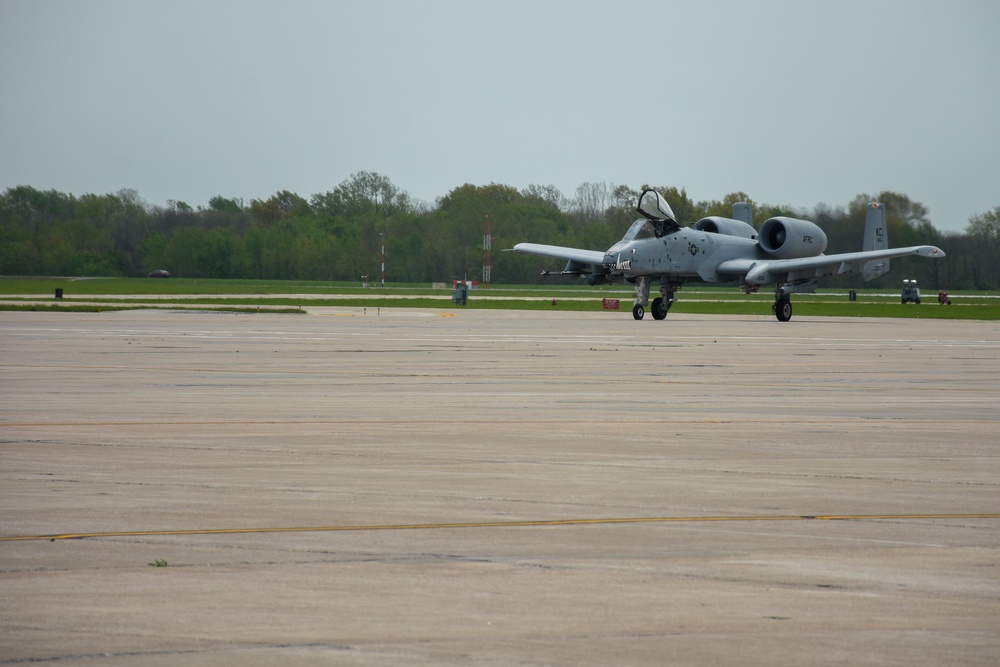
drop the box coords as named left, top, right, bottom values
left=632, top=276, right=650, bottom=320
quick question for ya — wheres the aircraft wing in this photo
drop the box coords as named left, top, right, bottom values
left=511, top=243, right=607, bottom=270
left=718, top=244, right=945, bottom=285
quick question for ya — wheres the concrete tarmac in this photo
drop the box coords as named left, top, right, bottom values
left=1, top=308, right=998, bottom=665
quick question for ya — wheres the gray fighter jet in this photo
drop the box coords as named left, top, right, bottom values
left=512, top=189, right=945, bottom=321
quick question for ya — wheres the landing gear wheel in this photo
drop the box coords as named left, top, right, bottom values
left=651, top=297, right=669, bottom=320
left=774, top=298, right=793, bottom=322
left=632, top=304, right=645, bottom=320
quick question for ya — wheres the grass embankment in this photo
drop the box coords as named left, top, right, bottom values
left=0, top=277, right=997, bottom=319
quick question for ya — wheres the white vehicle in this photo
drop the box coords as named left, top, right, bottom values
left=901, top=279, right=921, bottom=304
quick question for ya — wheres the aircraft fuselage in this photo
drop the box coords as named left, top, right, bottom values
left=602, top=230, right=758, bottom=284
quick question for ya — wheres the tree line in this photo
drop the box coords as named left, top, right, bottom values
left=2, top=172, right=998, bottom=289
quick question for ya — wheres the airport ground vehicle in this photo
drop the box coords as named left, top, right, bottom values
left=902, top=279, right=921, bottom=304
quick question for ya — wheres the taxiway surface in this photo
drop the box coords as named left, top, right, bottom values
left=2, top=308, right=998, bottom=665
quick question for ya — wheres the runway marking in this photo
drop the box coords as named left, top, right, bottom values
left=4, top=514, right=998, bottom=542
left=4, top=418, right=998, bottom=428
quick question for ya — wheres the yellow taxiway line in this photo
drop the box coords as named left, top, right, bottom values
left=3, top=513, right=998, bottom=542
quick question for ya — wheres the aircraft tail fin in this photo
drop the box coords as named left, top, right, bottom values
left=732, top=202, right=753, bottom=226
left=861, top=202, right=889, bottom=280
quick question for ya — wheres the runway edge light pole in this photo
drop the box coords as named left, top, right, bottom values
left=483, top=214, right=492, bottom=288
left=380, top=230, right=385, bottom=288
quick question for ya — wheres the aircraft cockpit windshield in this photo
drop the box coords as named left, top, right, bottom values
left=622, top=219, right=657, bottom=242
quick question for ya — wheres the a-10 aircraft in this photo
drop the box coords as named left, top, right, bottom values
left=512, top=189, right=946, bottom=321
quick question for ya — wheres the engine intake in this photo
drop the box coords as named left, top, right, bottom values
left=758, top=217, right=828, bottom=259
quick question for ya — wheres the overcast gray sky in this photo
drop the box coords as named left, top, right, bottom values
left=2, top=0, right=997, bottom=231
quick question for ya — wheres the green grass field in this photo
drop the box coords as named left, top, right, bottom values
left=1, top=276, right=997, bottom=319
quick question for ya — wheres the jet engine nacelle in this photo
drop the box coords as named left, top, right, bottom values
left=693, top=217, right=757, bottom=240
left=758, top=217, right=828, bottom=259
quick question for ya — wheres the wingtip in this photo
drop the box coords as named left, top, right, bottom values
left=920, top=246, right=946, bottom=258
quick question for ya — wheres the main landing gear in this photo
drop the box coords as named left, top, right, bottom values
left=773, top=296, right=793, bottom=322
left=772, top=282, right=795, bottom=321
left=651, top=296, right=672, bottom=320
left=632, top=277, right=678, bottom=320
